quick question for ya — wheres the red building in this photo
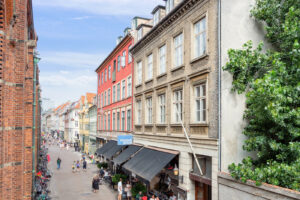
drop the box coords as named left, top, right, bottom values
left=95, top=34, right=133, bottom=142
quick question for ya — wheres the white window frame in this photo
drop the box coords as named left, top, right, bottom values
left=136, top=61, right=142, bottom=85
left=117, top=83, right=120, bottom=101
left=174, top=33, right=183, bottom=67
left=127, top=109, right=131, bottom=131
left=108, top=89, right=111, bottom=105
left=166, top=0, right=174, bottom=14
left=113, top=112, right=116, bottom=130
left=127, top=76, right=132, bottom=97
left=108, top=113, right=111, bottom=130
left=136, top=100, right=142, bottom=125
left=122, top=50, right=126, bottom=67
left=153, top=11, right=160, bottom=26
left=108, top=65, right=111, bottom=80
left=104, top=91, right=106, bottom=107
left=105, top=69, right=107, bottom=82
left=195, top=83, right=207, bottom=123
left=173, top=90, right=183, bottom=123
left=137, top=28, right=143, bottom=40
left=113, top=85, right=116, bottom=103
left=121, top=111, right=125, bottom=131
left=158, top=94, right=166, bottom=123
left=147, top=54, right=153, bottom=80
left=159, top=45, right=166, bottom=75
left=194, top=17, right=206, bottom=58
left=122, top=80, right=126, bottom=99
left=117, top=55, right=121, bottom=71
left=128, top=46, right=132, bottom=63
left=146, top=97, right=152, bottom=124
left=117, top=112, right=120, bottom=130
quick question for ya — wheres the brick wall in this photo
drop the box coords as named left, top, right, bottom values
left=0, top=0, right=40, bottom=199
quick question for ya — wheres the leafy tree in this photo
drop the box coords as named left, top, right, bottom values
left=224, top=0, right=300, bottom=191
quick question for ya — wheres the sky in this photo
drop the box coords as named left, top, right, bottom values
left=33, top=0, right=162, bottom=109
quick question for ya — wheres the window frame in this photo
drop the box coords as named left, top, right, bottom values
left=117, top=55, right=121, bottom=71
left=136, top=61, right=142, bottom=85
left=159, top=44, right=166, bottom=75
left=173, top=90, right=183, bottom=123
left=127, top=76, right=132, bottom=97
left=108, top=65, right=111, bottom=80
left=108, top=89, right=111, bottom=105
left=122, top=80, right=126, bottom=99
left=117, top=83, right=121, bottom=101
left=146, top=97, right=153, bottom=124
left=193, top=17, right=207, bottom=59
left=147, top=53, right=153, bottom=80
left=194, top=83, right=207, bottom=123
left=127, top=109, right=131, bottom=131
left=173, top=33, right=184, bottom=68
left=158, top=94, right=166, bottom=124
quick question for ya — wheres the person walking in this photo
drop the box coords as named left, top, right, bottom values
left=92, top=174, right=100, bottom=193
left=83, top=159, right=87, bottom=171
left=57, top=157, right=61, bottom=170
left=135, top=191, right=142, bottom=200
left=118, top=178, right=123, bottom=200
left=76, top=160, right=80, bottom=172
left=125, top=180, right=132, bottom=200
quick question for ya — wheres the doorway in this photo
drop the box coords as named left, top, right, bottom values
left=195, top=181, right=211, bottom=200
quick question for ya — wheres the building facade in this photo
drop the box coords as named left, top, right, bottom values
left=95, top=33, right=134, bottom=142
left=88, top=97, right=97, bottom=154
left=64, top=101, right=80, bottom=143
left=0, top=0, right=41, bottom=199
left=131, top=0, right=219, bottom=199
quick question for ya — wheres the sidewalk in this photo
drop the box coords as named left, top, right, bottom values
left=47, top=145, right=118, bottom=200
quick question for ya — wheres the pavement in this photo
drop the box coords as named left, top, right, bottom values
left=47, top=144, right=118, bottom=200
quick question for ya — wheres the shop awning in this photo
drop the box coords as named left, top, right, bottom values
left=123, top=147, right=178, bottom=182
left=95, top=140, right=116, bottom=155
left=102, top=141, right=126, bottom=159
left=112, top=145, right=143, bottom=165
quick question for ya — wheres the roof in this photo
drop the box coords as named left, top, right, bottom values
left=136, top=23, right=153, bottom=30
left=113, top=145, right=143, bottom=165
left=96, top=140, right=117, bottom=155
left=102, top=141, right=126, bottom=159
left=86, top=93, right=96, bottom=104
left=151, top=5, right=166, bottom=14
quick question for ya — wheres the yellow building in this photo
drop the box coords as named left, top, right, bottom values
left=79, top=93, right=96, bottom=153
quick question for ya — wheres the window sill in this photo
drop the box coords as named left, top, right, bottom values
left=135, top=124, right=142, bottom=127
left=156, top=124, right=167, bottom=127
left=144, top=124, right=153, bottom=127
left=190, top=54, right=208, bottom=64
left=189, top=123, right=209, bottom=127
left=157, top=72, right=167, bottom=79
left=170, top=123, right=183, bottom=127
left=135, top=84, right=142, bottom=88
left=171, top=65, right=184, bottom=73
left=145, top=78, right=153, bottom=84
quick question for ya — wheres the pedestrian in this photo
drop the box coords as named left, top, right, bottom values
left=72, top=161, right=76, bottom=173
left=135, top=191, right=142, bottom=200
left=76, top=160, right=80, bottom=172
left=83, top=159, right=87, bottom=171
left=57, top=157, right=61, bottom=169
left=125, top=180, right=132, bottom=200
left=118, top=178, right=123, bottom=200
left=92, top=174, right=100, bottom=193
left=66, top=144, right=69, bottom=151
left=150, top=195, right=156, bottom=200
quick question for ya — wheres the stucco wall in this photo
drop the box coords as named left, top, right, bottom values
left=218, top=173, right=300, bottom=200
left=220, top=0, right=270, bottom=172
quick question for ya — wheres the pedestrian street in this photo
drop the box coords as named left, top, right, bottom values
left=47, top=145, right=117, bottom=200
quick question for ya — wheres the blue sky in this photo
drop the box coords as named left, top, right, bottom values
left=33, top=0, right=162, bottom=109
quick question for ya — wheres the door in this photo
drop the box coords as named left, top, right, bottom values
left=195, top=182, right=211, bottom=200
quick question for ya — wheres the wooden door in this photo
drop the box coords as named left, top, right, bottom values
left=195, top=182, right=209, bottom=200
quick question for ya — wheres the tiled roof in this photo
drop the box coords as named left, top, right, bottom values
left=86, top=93, right=96, bottom=104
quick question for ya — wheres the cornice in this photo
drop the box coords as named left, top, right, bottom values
left=131, top=0, right=204, bottom=55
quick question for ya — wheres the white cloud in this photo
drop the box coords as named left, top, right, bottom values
left=33, top=0, right=163, bottom=16
left=71, top=16, right=92, bottom=20
left=40, top=51, right=105, bottom=69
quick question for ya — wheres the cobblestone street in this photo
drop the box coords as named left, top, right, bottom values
left=47, top=145, right=117, bottom=200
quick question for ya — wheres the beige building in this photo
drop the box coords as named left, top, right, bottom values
left=131, top=0, right=219, bottom=199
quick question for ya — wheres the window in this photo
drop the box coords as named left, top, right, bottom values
left=113, top=85, right=116, bottom=103
left=122, top=80, right=126, bottom=99
left=127, top=76, right=132, bottom=97
left=136, top=100, right=142, bottom=124
left=121, top=111, right=125, bottom=131
left=101, top=93, right=104, bottom=107
left=128, top=45, right=132, bottom=63
left=195, top=84, right=206, bottom=122
left=105, top=69, right=107, bottom=82
left=127, top=109, right=131, bottom=131
left=194, top=18, right=206, bottom=58
left=146, top=98, right=152, bottom=124
left=117, top=56, right=121, bottom=71
left=137, top=28, right=143, bottom=40
left=153, top=11, right=160, bottom=26
left=98, top=94, right=100, bottom=108
left=98, top=116, right=101, bottom=130
left=137, top=61, right=142, bottom=85
left=75, top=121, right=78, bottom=127
left=117, top=112, right=120, bottom=130
left=113, top=113, right=116, bottom=130
left=85, top=124, right=89, bottom=130
left=108, top=89, right=111, bottom=105
left=113, top=60, right=116, bottom=71
left=104, top=91, right=106, bottom=107
left=166, top=0, right=174, bottom=14
left=98, top=74, right=100, bottom=86
left=173, top=90, right=183, bottom=123
left=174, top=33, right=183, bottom=67
left=108, top=113, right=111, bottom=130
left=159, top=94, right=166, bottom=123
left=117, top=83, right=121, bottom=101
left=159, top=45, right=166, bottom=75
left=147, top=54, right=153, bottom=80
left=122, top=51, right=126, bottom=67
left=102, top=116, right=104, bottom=130
left=108, top=65, right=111, bottom=79
left=104, top=115, right=106, bottom=130
left=101, top=72, right=104, bottom=84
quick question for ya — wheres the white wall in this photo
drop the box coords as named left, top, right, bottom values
left=220, top=0, right=270, bottom=172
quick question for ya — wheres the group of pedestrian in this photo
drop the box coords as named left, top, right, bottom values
left=72, top=158, right=87, bottom=173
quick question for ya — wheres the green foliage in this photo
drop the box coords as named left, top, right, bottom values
left=112, top=174, right=128, bottom=184
left=131, top=182, right=147, bottom=197
left=97, top=162, right=108, bottom=169
left=224, top=0, right=300, bottom=191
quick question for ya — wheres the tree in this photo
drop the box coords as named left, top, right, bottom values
left=224, top=0, right=300, bottom=191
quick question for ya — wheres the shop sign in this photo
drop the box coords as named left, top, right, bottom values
left=117, top=135, right=133, bottom=145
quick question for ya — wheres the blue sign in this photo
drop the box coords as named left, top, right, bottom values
left=117, top=135, right=133, bottom=145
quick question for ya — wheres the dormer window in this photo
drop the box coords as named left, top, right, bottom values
left=153, top=11, right=160, bottom=26
left=131, top=18, right=137, bottom=30
left=137, top=28, right=143, bottom=40
left=166, top=0, right=174, bottom=14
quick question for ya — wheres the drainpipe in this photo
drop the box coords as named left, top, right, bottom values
left=217, top=0, right=222, bottom=172
left=32, top=50, right=40, bottom=197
